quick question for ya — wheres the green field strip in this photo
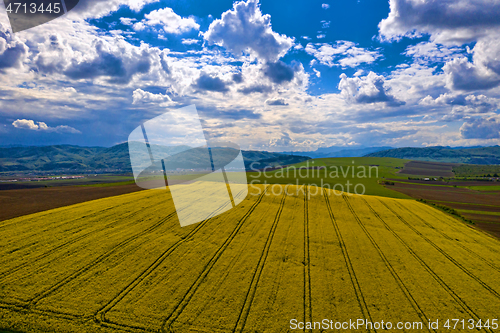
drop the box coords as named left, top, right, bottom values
left=458, top=209, right=500, bottom=216
left=466, top=186, right=500, bottom=191
left=376, top=200, right=500, bottom=324
left=101, top=187, right=271, bottom=331
left=388, top=180, right=460, bottom=188
left=387, top=179, right=500, bottom=192
left=428, top=200, right=500, bottom=208
left=76, top=180, right=137, bottom=187
left=467, top=220, right=500, bottom=225
left=328, top=193, right=419, bottom=326
left=390, top=180, right=500, bottom=192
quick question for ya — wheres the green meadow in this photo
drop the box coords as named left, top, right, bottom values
left=246, top=157, right=411, bottom=199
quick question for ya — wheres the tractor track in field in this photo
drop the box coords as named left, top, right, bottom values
left=303, top=187, right=312, bottom=333
left=0, top=210, right=177, bottom=314
left=371, top=198, right=494, bottom=333
left=26, top=210, right=179, bottom=308
left=264, top=193, right=296, bottom=312
left=33, top=187, right=247, bottom=315
left=94, top=188, right=262, bottom=332
left=0, top=191, right=167, bottom=270
left=158, top=188, right=270, bottom=333
left=399, top=202, right=500, bottom=274
left=93, top=197, right=235, bottom=328
left=228, top=191, right=295, bottom=330
left=343, top=195, right=434, bottom=333
left=0, top=206, right=157, bottom=281
left=0, top=189, right=244, bottom=329
left=0, top=302, right=83, bottom=322
left=167, top=189, right=276, bottom=328
left=3, top=185, right=500, bottom=333
left=378, top=199, right=500, bottom=302
left=323, top=191, right=374, bottom=333
left=230, top=192, right=287, bottom=333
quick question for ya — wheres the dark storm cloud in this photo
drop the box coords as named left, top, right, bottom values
left=63, top=42, right=151, bottom=83
left=198, top=107, right=261, bottom=120
left=460, top=117, right=500, bottom=139
left=0, top=28, right=28, bottom=71
left=238, top=84, right=272, bottom=94
left=262, top=61, right=295, bottom=84
left=232, top=72, right=243, bottom=83
left=194, top=73, right=229, bottom=92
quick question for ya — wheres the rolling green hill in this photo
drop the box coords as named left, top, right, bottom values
left=0, top=144, right=309, bottom=173
left=366, top=146, right=500, bottom=164
left=247, top=157, right=411, bottom=198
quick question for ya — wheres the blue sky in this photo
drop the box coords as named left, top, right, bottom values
left=0, top=0, right=499, bottom=151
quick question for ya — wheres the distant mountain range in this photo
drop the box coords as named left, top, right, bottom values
left=366, top=146, right=500, bottom=165
left=2, top=144, right=499, bottom=174
left=0, top=143, right=310, bottom=173
left=281, top=146, right=394, bottom=159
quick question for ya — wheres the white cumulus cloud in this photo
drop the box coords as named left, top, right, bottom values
left=132, top=89, right=174, bottom=105
left=67, top=0, right=160, bottom=20
left=203, top=0, right=293, bottom=62
left=339, top=72, right=405, bottom=107
left=378, top=0, right=500, bottom=44
left=305, top=41, right=381, bottom=68
left=443, top=36, right=500, bottom=91
left=134, top=7, right=199, bottom=34
left=181, top=38, right=201, bottom=45
left=12, top=119, right=81, bottom=134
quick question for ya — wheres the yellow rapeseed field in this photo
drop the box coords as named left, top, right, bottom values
left=0, top=183, right=499, bottom=332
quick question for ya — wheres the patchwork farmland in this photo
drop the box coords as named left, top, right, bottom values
left=1, top=183, right=500, bottom=332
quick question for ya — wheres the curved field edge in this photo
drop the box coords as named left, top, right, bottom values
left=0, top=183, right=499, bottom=333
